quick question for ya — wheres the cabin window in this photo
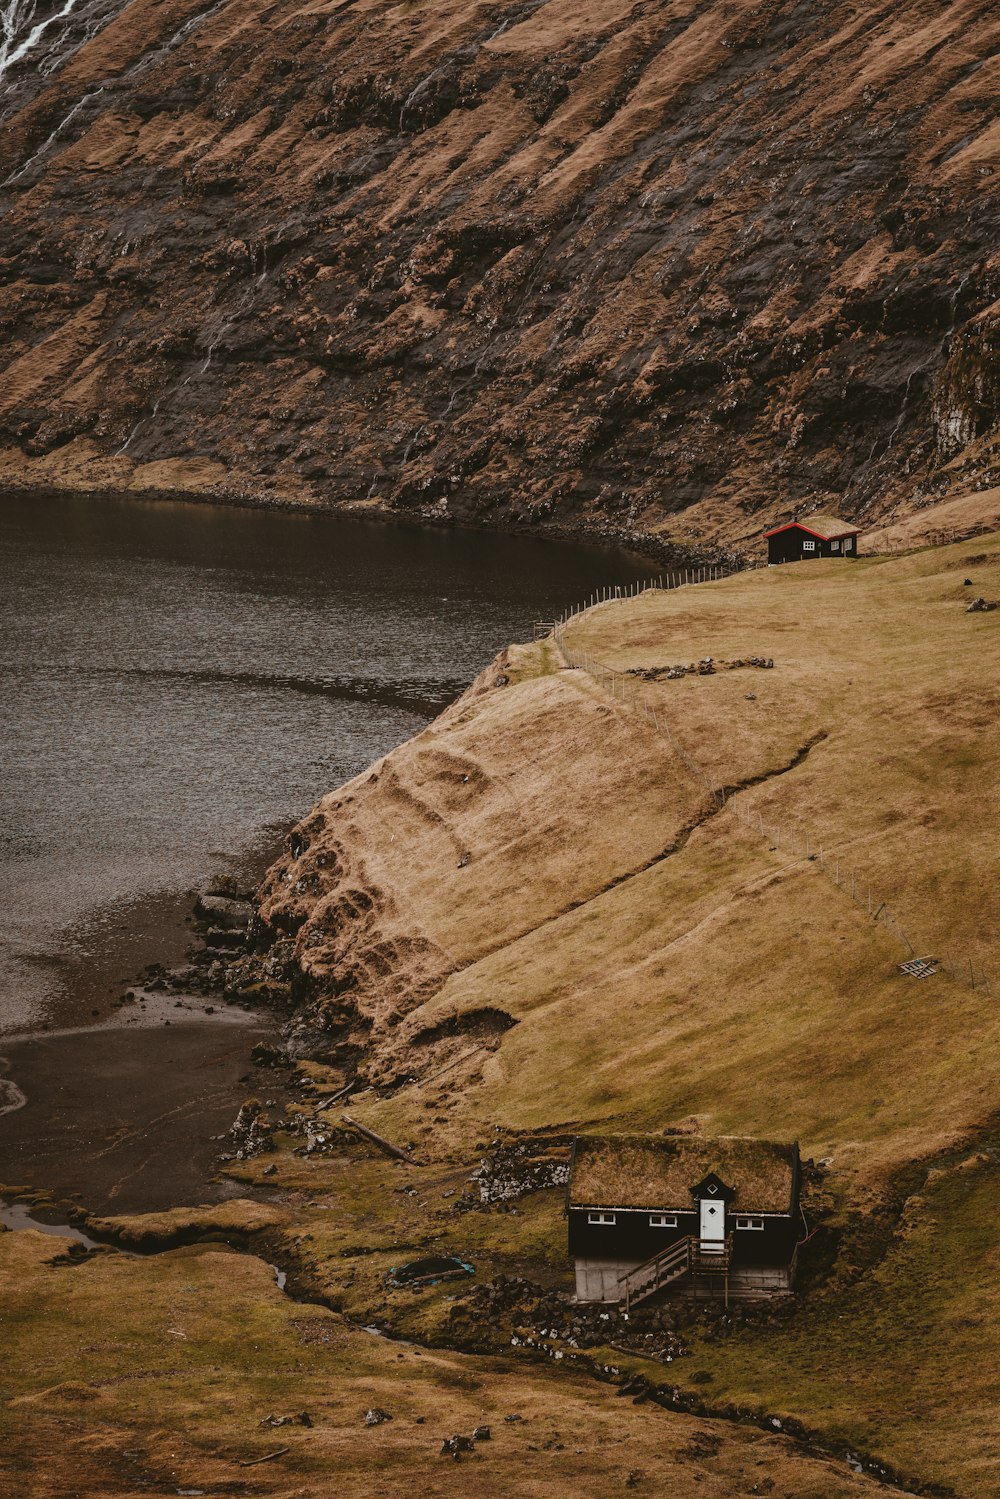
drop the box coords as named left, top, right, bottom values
left=802, top=540, right=816, bottom=551
left=649, top=1213, right=678, bottom=1229
left=587, top=1211, right=617, bottom=1226
left=844, top=537, right=853, bottom=550
left=830, top=540, right=840, bottom=551
left=735, top=1216, right=764, bottom=1231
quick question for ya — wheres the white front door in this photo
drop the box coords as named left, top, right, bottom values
left=699, top=1197, right=725, bottom=1251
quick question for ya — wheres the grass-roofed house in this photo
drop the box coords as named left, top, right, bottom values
left=763, top=516, right=861, bottom=563
left=566, top=1135, right=801, bottom=1307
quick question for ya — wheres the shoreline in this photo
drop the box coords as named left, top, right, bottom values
left=0, top=853, right=289, bottom=1216
left=0, top=834, right=285, bottom=1041
left=0, top=485, right=734, bottom=1231
left=0, top=474, right=740, bottom=569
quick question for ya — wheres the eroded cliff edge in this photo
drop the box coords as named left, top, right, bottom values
left=238, top=546, right=1000, bottom=1183
left=1, top=0, right=999, bottom=548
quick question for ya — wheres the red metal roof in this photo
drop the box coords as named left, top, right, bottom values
left=762, top=517, right=861, bottom=541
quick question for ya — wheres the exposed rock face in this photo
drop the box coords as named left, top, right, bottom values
left=0, top=0, right=998, bottom=544
left=934, top=301, right=1000, bottom=465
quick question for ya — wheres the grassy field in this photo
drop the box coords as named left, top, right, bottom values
left=0, top=1227, right=891, bottom=1499
left=682, top=1139, right=1000, bottom=1496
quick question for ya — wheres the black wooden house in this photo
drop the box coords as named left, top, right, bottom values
left=567, top=1135, right=801, bottom=1305
left=763, top=517, right=861, bottom=564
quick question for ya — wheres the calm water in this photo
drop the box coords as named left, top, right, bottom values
left=1, top=491, right=657, bottom=1030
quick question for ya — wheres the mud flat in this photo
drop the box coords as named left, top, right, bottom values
left=0, top=1004, right=281, bottom=1214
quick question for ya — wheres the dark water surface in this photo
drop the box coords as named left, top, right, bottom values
left=1, top=491, right=657, bottom=1031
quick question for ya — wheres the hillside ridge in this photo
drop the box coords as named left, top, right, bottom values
left=222, top=540, right=1000, bottom=1493
left=1, top=0, right=999, bottom=546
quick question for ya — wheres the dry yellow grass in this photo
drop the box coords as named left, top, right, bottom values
left=258, top=642, right=701, bottom=1033
left=677, top=1141, right=1000, bottom=1496
left=0, top=1229, right=888, bottom=1499
left=865, top=486, right=1000, bottom=552
left=309, top=538, right=1000, bottom=1193
left=88, top=1198, right=289, bottom=1248
left=248, top=535, right=998, bottom=1493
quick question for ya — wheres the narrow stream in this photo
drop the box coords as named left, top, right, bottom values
left=0, top=1197, right=104, bottom=1248
left=0, top=1196, right=288, bottom=1288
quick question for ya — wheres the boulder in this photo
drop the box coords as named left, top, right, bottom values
left=195, top=894, right=253, bottom=929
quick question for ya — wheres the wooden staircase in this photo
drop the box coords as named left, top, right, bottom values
left=619, top=1235, right=734, bottom=1311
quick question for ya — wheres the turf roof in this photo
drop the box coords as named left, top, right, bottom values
left=569, top=1134, right=798, bottom=1214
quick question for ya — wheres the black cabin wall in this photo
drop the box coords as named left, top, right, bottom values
left=568, top=1209, right=798, bottom=1267
left=768, top=529, right=812, bottom=564
left=767, top=529, right=859, bottom=563
left=569, top=1210, right=696, bottom=1262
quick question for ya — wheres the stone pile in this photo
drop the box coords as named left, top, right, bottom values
left=629, top=656, right=774, bottom=682
left=221, top=1099, right=274, bottom=1161
left=454, top=1274, right=688, bottom=1361
left=464, top=1139, right=572, bottom=1207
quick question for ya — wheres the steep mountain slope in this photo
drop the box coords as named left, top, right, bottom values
left=1, top=0, right=999, bottom=547
left=236, top=539, right=1000, bottom=1491
left=258, top=540, right=1000, bottom=1176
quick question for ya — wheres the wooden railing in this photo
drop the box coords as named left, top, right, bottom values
left=618, top=1234, right=735, bottom=1310
left=619, top=1236, right=693, bottom=1311
left=692, top=1233, right=734, bottom=1273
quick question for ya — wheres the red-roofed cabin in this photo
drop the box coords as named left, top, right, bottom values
left=763, top=516, right=861, bottom=564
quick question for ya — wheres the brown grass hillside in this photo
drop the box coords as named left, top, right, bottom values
left=262, top=537, right=1000, bottom=1183
left=0, top=1228, right=894, bottom=1499
left=245, top=537, right=1000, bottom=1493
left=6, top=543, right=995, bottom=1497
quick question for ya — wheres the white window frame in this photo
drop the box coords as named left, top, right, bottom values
left=587, top=1211, right=617, bottom=1226
left=830, top=539, right=840, bottom=551
left=649, top=1213, right=678, bottom=1229
left=844, top=536, right=853, bottom=551
left=802, top=539, right=816, bottom=551
left=735, top=1216, right=765, bottom=1231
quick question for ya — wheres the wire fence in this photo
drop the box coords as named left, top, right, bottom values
left=551, top=573, right=995, bottom=998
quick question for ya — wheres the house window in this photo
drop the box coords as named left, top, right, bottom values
left=802, top=540, right=816, bottom=551
left=844, top=537, right=853, bottom=551
left=830, top=540, right=840, bottom=551
left=649, top=1213, right=678, bottom=1229
left=587, top=1211, right=616, bottom=1226
left=735, top=1216, right=764, bottom=1231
